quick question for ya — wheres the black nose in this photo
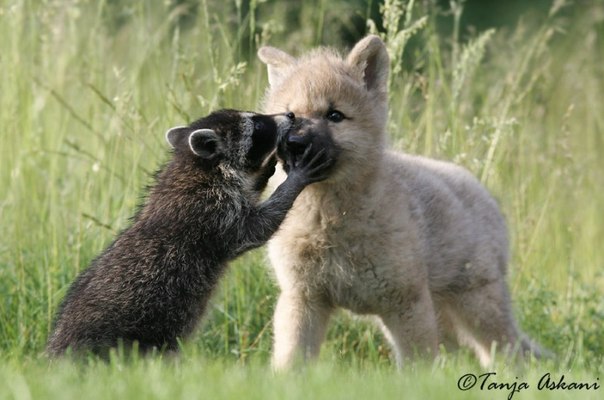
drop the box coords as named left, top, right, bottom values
left=285, top=111, right=295, bottom=121
left=286, top=133, right=311, bottom=155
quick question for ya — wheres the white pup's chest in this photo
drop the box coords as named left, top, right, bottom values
left=270, top=213, right=412, bottom=315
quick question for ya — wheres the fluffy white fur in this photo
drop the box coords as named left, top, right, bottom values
left=258, top=35, right=543, bottom=369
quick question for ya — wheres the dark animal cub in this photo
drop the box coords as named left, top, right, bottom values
left=47, top=109, right=332, bottom=357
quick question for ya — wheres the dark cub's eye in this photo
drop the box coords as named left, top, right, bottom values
left=254, top=121, right=265, bottom=131
left=326, top=109, right=345, bottom=123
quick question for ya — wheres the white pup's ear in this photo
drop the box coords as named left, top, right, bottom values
left=165, top=126, right=189, bottom=148
left=188, top=128, right=222, bottom=161
left=257, top=46, right=296, bottom=88
left=346, top=35, right=389, bottom=96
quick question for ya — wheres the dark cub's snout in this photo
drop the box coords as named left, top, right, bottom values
left=246, top=111, right=296, bottom=171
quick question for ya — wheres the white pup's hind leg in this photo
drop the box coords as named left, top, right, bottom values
left=272, top=291, right=333, bottom=370
left=446, top=279, right=534, bottom=366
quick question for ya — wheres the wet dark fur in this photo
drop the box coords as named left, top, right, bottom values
left=46, top=109, right=329, bottom=357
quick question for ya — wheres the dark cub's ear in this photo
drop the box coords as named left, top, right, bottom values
left=188, top=129, right=223, bottom=161
left=165, top=125, right=189, bottom=148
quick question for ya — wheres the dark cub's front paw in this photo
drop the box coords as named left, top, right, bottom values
left=285, top=143, right=335, bottom=185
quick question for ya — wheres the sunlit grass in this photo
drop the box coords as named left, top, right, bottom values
left=0, top=0, right=602, bottom=397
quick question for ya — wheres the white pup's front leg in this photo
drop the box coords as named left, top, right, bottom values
left=378, top=285, right=439, bottom=367
left=272, top=291, right=332, bottom=370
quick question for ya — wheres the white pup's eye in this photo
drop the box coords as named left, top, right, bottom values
left=326, top=110, right=345, bottom=123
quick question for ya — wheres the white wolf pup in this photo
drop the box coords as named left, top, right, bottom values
left=258, top=35, right=544, bottom=369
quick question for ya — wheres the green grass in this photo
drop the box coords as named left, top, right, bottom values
left=0, top=0, right=602, bottom=398
left=1, top=355, right=601, bottom=400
